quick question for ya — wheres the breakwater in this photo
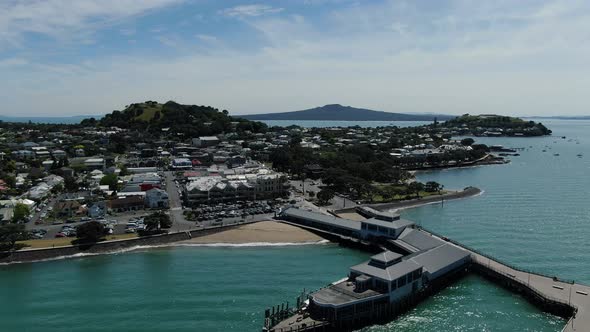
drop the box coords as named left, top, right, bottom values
left=333, top=187, right=482, bottom=216
left=0, top=221, right=260, bottom=264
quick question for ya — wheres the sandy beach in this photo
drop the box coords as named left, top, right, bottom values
left=182, top=221, right=324, bottom=244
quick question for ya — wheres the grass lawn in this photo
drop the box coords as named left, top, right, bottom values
left=134, top=103, right=163, bottom=122
left=370, top=184, right=448, bottom=203
left=18, top=233, right=138, bottom=249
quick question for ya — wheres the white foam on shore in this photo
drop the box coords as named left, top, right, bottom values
left=174, top=239, right=330, bottom=248
left=0, top=240, right=332, bottom=265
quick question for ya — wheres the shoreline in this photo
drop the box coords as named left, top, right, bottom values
left=0, top=221, right=326, bottom=265
left=179, top=221, right=324, bottom=244
left=351, top=187, right=482, bottom=214
left=371, top=186, right=482, bottom=212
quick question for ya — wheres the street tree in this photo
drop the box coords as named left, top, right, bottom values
left=317, top=189, right=335, bottom=206
left=76, top=221, right=105, bottom=243
left=12, top=203, right=30, bottom=223
left=0, top=223, right=28, bottom=251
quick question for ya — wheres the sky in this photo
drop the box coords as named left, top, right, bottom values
left=1, top=0, right=589, bottom=117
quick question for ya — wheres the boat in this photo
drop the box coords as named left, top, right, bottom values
left=578, top=154, right=583, bottom=157
left=554, top=153, right=560, bottom=156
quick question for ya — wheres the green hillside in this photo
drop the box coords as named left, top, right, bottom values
left=88, top=100, right=267, bottom=136
left=442, top=114, right=552, bottom=136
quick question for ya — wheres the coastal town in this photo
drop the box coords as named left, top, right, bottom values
left=0, top=102, right=549, bottom=251
left=0, top=102, right=586, bottom=332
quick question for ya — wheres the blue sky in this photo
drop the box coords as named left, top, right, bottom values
left=1, top=0, right=589, bottom=117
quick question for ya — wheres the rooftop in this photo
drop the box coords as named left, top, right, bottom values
left=351, top=259, right=422, bottom=282
left=311, top=280, right=386, bottom=306
left=281, top=207, right=361, bottom=232
left=370, top=251, right=402, bottom=265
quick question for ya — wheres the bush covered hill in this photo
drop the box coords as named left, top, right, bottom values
left=442, top=114, right=552, bottom=136
left=82, top=101, right=267, bottom=136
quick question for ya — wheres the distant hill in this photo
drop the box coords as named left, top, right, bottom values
left=0, top=114, right=101, bottom=124
left=442, top=114, right=552, bottom=136
left=525, top=116, right=590, bottom=120
left=94, top=100, right=267, bottom=136
left=238, top=104, right=454, bottom=121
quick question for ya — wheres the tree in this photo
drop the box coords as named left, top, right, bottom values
left=317, top=189, right=335, bottom=206
left=12, top=203, right=30, bottom=223
left=144, top=212, right=172, bottom=232
left=64, top=176, right=79, bottom=192
left=1, top=175, right=16, bottom=188
left=408, top=182, right=424, bottom=198
left=424, top=181, right=442, bottom=193
left=51, top=183, right=64, bottom=194
left=75, top=221, right=105, bottom=243
left=100, top=174, right=118, bottom=190
left=0, top=223, right=28, bottom=251
left=461, top=138, right=475, bottom=146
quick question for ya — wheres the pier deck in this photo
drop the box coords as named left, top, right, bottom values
left=272, top=215, right=589, bottom=331
left=420, top=228, right=589, bottom=332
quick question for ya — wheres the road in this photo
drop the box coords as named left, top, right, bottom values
left=26, top=171, right=279, bottom=240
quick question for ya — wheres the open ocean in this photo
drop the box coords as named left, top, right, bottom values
left=1, top=119, right=588, bottom=332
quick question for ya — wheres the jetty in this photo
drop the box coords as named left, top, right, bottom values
left=263, top=208, right=588, bottom=332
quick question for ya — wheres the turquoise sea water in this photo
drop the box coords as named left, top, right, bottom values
left=1, top=119, right=588, bottom=331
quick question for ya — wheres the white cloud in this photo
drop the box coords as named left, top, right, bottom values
left=2, top=0, right=590, bottom=117
left=0, top=0, right=181, bottom=47
left=220, top=4, right=284, bottom=18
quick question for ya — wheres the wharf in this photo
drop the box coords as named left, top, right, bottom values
left=271, top=207, right=588, bottom=331
left=271, top=221, right=589, bottom=331
left=418, top=227, right=588, bottom=332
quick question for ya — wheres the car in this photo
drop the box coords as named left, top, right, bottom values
left=80, top=217, right=91, bottom=222
left=52, top=221, right=62, bottom=225
left=55, top=232, right=67, bottom=238
left=125, top=228, right=136, bottom=233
